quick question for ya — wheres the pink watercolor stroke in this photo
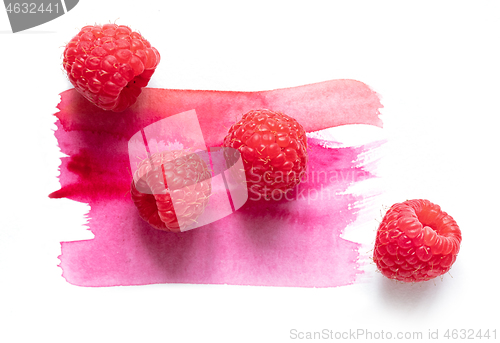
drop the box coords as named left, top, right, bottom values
left=50, top=79, right=383, bottom=287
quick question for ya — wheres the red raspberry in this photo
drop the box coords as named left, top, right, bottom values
left=130, top=150, right=212, bottom=233
left=373, top=199, right=462, bottom=282
left=223, top=109, right=308, bottom=199
left=62, top=23, right=160, bottom=112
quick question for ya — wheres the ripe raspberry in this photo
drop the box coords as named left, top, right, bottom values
left=222, top=109, right=308, bottom=199
left=130, top=150, right=212, bottom=232
left=62, top=23, right=160, bottom=112
left=373, top=199, right=462, bottom=282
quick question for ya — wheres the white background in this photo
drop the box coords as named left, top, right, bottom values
left=1, top=1, right=499, bottom=342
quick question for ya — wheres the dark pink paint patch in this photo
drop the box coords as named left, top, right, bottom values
left=51, top=79, right=383, bottom=287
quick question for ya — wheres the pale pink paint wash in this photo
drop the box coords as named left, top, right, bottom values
left=50, top=79, right=383, bottom=287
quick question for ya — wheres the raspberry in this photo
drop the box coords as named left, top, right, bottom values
left=130, top=150, right=212, bottom=233
left=373, top=199, right=462, bottom=282
left=222, top=109, right=308, bottom=199
left=62, top=23, right=160, bottom=112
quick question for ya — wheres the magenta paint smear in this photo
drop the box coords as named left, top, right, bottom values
left=51, top=79, right=383, bottom=287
